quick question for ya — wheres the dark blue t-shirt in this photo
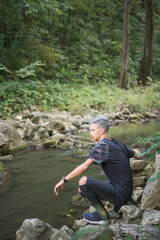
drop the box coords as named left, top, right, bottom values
left=89, top=138, right=135, bottom=192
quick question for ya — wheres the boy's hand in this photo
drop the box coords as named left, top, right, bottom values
left=54, top=180, right=65, bottom=195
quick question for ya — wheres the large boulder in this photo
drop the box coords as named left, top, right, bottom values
left=16, top=218, right=58, bottom=240
left=141, top=154, right=160, bottom=210
left=142, top=208, right=160, bottom=226
left=0, top=121, right=27, bottom=155
left=114, top=224, right=160, bottom=240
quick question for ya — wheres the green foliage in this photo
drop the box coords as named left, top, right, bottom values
left=136, top=132, right=160, bottom=160
left=15, top=61, right=45, bottom=79
left=0, top=61, right=45, bottom=80
left=0, top=161, right=6, bottom=171
left=0, top=80, right=159, bottom=117
left=0, top=0, right=159, bottom=84
left=136, top=132, right=160, bottom=183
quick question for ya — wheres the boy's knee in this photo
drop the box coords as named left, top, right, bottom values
left=78, top=176, right=87, bottom=193
left=79, top=176, right=87, bottom=186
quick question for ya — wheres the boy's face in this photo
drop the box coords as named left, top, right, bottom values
left=89, top=123, right=104, bottom=141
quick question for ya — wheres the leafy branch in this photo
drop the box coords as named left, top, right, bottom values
left=136, top=131, right=160, bottom=183
left=136, top=131, right=160, bottom=160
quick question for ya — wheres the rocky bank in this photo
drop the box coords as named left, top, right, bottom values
left=16, top=154, right=160, bottom=240
left=0, top=107, right=160, bottom=239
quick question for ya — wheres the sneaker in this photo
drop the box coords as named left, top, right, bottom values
left=83, top=211, right=109, bottom=225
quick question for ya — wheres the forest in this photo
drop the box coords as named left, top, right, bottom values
left=0, top=0, right=160, bottom=116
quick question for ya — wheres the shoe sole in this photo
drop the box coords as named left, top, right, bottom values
left=83, top=217, right=108, bottom=225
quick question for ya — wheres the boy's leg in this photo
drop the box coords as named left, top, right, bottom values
left=79, top=177, right=115, bottom=220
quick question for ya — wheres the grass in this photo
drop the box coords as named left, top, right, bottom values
left=0, top=80, right=160, bottom=117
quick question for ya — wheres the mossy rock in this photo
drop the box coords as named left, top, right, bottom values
left=43, top=139, right=57, bottom=148
left=72, top=194, right=90, bottom=207
left=0, top=161, right=6, bottom=171
left=9, top=143, right=28, bottom=154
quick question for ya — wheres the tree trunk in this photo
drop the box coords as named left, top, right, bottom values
left=138, top=0, right=155, bottom=86
left=1, top=0, right=11, bottom=68
left=120, top=0, right=130, bottom=89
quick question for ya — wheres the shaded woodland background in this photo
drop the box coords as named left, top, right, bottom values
left=0, top=0, right=160, bottom=116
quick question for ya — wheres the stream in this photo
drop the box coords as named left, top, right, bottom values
left=0, top=121, right=159, bottom=240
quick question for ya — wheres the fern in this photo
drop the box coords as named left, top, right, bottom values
left=136, top=131, right=160, bottom=183
left=136, top=131, right=160, bottom=160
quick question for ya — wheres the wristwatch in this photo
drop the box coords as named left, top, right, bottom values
left=62, top=176, right=68, bottom=183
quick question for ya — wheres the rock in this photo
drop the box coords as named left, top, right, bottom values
left=16, top=115, right=23, bottom=120
left=108, top=113, right=116, bottom=120
left=16, top=218, right=58, bottom=240
left=129, top=114, right=140, bottom=120
left=133, top=176, right=146, bottom=187
left=142, top=208, right=160, bottom=226
left=0, top=155, right=13, bottom=161
left=120, top=206, right=140, bottom=224
left=141, top=155, right=160, bottom=210
left=17, top=128, right=25, bottom=139
left=114, top=112, right=124, bottom=120
left=69, top=115, right=81, bottom=128
left=115, top=224, right=139, bottom=240
left=109, top=223, right=121, bottom=237
left=0, top=121, right=27, bottom=155
left=121, top=108, right=130, bottom=115
left=46, top=120, right=65, bottom=133
left=75, top=224, right=110, bottom=240
left=115, top=224, right=160, bottom=240
left=130, top=159, right=146, bottom=172
left=132, top=189, right=143, bottom=203
left=44, top=134, right=66, bottom=148
left=25, top=128, right=35, bottom=140
left=81, top=115, right=92, bottom=124
left=33, top=127, right=50, bottom=140
left=72, top=219, right=88, bottom=231
left=51, top=225, right=74, bottom=240
left=72, top=194, right=90, bottom=207
left=138, top=225, right=160, bottom=240
left=144, top=162, right=154, bottom=175
left=155, top=153, right=160, bottom=170
left=142, top=111, right=157, bottom=118
left=63, top=122, right=78, bottom=133
left=80, top=124, right=89, bottom=130
left=61, top=140, right=73, bottom=149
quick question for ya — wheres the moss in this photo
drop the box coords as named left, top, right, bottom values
left=0, top=145, right=10, bottom=156
left=9, top=143, right=28, bottom=154
left=43, top=140, right=57, bottom=148
left=0, top=161, right=6, bottom=171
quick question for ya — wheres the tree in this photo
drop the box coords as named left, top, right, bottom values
left=120, top=0, right=130, bottom=89
left=138, top=0, right=155, bottom=86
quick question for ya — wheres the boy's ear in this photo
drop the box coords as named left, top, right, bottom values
left=100, top=128, right=105, bottom=134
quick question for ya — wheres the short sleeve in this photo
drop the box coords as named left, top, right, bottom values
left=88, top=142, right=109, bottom=164
left=124, top=145, right=135, bottom=159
